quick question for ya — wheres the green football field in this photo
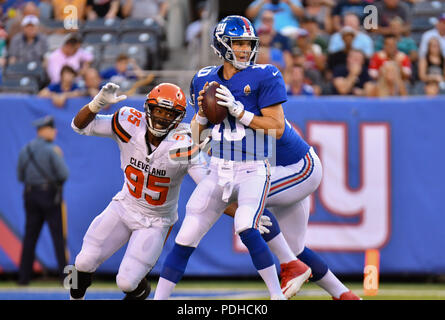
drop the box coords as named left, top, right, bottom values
left=0, top=279, right=444, bottom=300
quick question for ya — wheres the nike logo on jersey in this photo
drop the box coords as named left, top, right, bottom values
left=272, top=71, right=279, bottom=76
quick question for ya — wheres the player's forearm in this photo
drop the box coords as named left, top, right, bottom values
left=223, top=203, right=238, bottom=218
left=246, top=113, right=285, bottom=139
left=73, top=104, right=97, bottom=129
left=190, top=115, right=208, bottom=145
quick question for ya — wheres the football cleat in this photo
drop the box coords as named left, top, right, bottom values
left=280, top=260, right=312, bottom=299
left=332, top=290, right=362, bottom=300
left=123, top=278, right=151, bottom=300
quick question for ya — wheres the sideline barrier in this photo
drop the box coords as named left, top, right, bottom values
left=0, top=95, right=444, bottom=276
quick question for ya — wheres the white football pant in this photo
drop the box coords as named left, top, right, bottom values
left=74, top=200, right=172, bottom=292
left=176, top=159, right=270, bottom=247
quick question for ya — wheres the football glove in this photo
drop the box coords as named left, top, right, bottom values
left=215, top=84, right=245, bottom=118
left=258, top=215, right=272, bottom=234
left=88, top=82, right=127, bottom=113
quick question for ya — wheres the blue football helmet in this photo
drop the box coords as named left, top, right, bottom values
left=211, top=15, right=259, bottom=70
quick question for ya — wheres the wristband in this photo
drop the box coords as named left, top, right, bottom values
left=239, top=110, right=254, bottom=126
left=195, top=113, right=208, bottom=126
left=88, top=100, right=101, bottom=113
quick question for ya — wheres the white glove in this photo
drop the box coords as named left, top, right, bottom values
left=88, top=82, right=127, bottom=113
left=215, top=84, right=245, bottom=118
left=258, top=215, right=272, bottom=235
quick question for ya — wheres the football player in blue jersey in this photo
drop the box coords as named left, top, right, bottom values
left=154, top=15, right=360, bottom=300
left=154, top=15, right=306, bottom=300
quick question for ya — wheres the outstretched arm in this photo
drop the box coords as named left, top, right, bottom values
left=73, top=83, right=127, bottom=129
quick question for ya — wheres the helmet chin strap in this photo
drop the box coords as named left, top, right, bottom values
left=147, top=126, right=168, bottom=137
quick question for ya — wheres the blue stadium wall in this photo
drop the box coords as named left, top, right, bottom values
left=0, top=95, right=444, bottom=277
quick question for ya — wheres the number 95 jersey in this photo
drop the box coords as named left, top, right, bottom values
left=71, top=107, right=208, bottom=226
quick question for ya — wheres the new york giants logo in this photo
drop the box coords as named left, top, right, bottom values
left=234, top=122, right=391, bottom=252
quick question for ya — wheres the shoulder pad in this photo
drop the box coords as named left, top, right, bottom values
left=111, top=107, right=144, bottom=143
left=195, top=65, right=218, bottom=79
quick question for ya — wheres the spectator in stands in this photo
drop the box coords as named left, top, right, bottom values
left=121, top=0, right=168, bottom=22
left=286, top=63, right=315, bottom=96
left=38, top=65, right=83, bottom=108
left=300, top=14, right=328, bottom=54
left=46, top=33, right=93, bottom=84
left=82, top=67, right=102, bottom=97
left=185, top=1, right=207, bottom=69
left=5, top=1, right=41, bottom=41
left=302, top=0, right=334, bottom=34
left=290, top=41, right=323, bottom=94
left=256, top=25, right=287, bottom=72
left=100, top=53, right=144, bottom=86
left=419, top=13, right=445, bottom=60
left=8, top=15, right=48, bottom=65
left=331, top=0, right=369, bottom=32
left=374, top=16, right=418, bottom=63
left=327, top=25, right=355, bottom=72
left=258, top=10, right=293, bottom=69
left=369, top=34, right=412, bottom=81
left=328, top=12, right=373, bottom=59
left=375, top=0, right=412, bottom=36
left=246, top=0, right=305, bottom=33
left=332, top=49, right=372, bottom=96
left=418, top=37, right=444, bottom=86
left=52, top=0, right=87, bottom=22
left=86, top=0, right=119, bottom=20
left=294, top=28, right=325, bottom=71
left=367, top=61, right=408, bottom=97
left=38, top=0, right=53, bottom=20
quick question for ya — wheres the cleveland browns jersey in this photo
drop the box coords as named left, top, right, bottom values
left=71, top=106, right=208, bottom=225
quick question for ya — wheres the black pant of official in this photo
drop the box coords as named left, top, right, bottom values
left=18, top=186, right=67, bottom=285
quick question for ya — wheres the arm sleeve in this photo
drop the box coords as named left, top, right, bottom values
left=71, top=114, right=114, bottom=138
left=257, top=65, right=287, bottom=109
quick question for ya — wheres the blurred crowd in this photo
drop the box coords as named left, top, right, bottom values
left=246, top=0, right=445, bottom=97
left=0, top=0, right=168, bottom=106
left=0, top=0, right=444, bottom=104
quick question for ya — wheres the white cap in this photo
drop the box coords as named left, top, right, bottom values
left=21, top=15, right=40, bottom=27
left=340, top=26, right=357, bottom=35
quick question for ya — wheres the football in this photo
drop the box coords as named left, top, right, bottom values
left=201, top=82, right=227, bottom=125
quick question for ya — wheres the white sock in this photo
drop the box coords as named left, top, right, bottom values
left=258, top=265, right=285, bottom=298
left=267, top=233, right=297, bottom=264
left=153, top=277, right=177, bottom=300
left=314, top=270, right=349, bottom=298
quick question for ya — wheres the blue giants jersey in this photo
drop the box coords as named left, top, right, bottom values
left=189, top=64, right=309, bottom=165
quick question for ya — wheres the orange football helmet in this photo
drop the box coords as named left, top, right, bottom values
left=144, top=83, right=187, bottom=137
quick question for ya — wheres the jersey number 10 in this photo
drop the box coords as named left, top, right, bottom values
left=125, top=165, right=170, bottom=206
